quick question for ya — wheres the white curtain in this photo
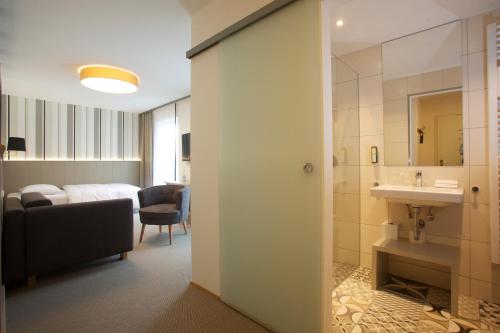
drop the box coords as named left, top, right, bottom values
left=139, top=111, right=154, bottom=188
left=153, top=104, right=176, bottom=185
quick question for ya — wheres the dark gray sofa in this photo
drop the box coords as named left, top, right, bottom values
left=3, top=193, right=134, bottom=285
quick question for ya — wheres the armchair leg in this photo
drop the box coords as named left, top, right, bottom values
left=140, top=224, right=146, bottom=243
left=168, top=224, right=172, bottom=245
left=28, top=275, right=36, bottom=287
left=120, top=252, right=128, bottom=260
left=182, top=221, right=188, bottom=234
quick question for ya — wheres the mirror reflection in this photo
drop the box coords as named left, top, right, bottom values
left=382, top=21, right=463, bottom=166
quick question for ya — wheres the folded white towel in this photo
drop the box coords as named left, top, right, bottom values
left=435, top=180, right=458, bottom=185
left=434, top=183, right=458, bottom=189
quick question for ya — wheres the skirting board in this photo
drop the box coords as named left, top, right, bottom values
left=3, top=160, right=140, bottom=193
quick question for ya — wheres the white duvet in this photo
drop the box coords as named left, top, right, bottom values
left=62, top=183, right=141, bottom=209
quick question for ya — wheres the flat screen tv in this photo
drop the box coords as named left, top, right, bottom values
left=182, top=133, right=190, bottom=161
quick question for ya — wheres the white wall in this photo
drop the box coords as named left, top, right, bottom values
left=191, top=46, right=220, bottom=295
left=191, top=0, right=272, bottom=46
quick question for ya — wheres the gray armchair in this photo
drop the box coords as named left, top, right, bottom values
left=137, top=185, right=191, bottom=245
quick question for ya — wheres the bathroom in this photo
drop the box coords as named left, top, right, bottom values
left=330, top=2, right=500, bottom=331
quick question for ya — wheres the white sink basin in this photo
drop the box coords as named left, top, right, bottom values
left=370, top=184, right=464, bottom=207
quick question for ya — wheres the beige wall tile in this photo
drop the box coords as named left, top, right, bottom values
left=360, top=105, right=383, bottom=136
left=334, top=221, right=360, bottom=251
left=471, top=278, right=492, bottom=302
left=383, top=99, right=408, bottom=123
left=360, top=194, right=387, bottom=226
left=360, top=253, right=372, bottom=268
left=468, top=128, right=487, bottom=165
left=334, top=136, right=360, bottom=166
left=333, top=165, right=360, bottom=194
left=461, top=203, right=471, bottom=240
left=407, top=71, right=443, bottom=95
left=383, top=78, right=407, bottom=101
left=386, top=166, right=467, bottom=188
left=462, top=55, right=469, bottom=92
left=469, top=165, right=489, bottom=204
left=334, top=108, right=359, bottom=138
left=334, top=248, right=360, bottom=266
left=493, top=283, right=500, bottom=304
left=459, top=276, right=470, bottom=296
left=384, top=143, right=409, bottom=166
left=333, top=192, right=360, bottom=222
left=462, top=91, right=469, bottom=129
left=467, top=15, right=485, bottom=54
left=360, top=165, right=386, bottom=195
left=470, top=241, right=491, bottom=282
left=443, top=67, right=463, bottom=88
left=360, top=135, right=384, bottom=166
left=426, top=204, right=469, bottom=240
left=360, top=224, right=381, bottom=254
left=335, top=80, right=359, bottom=110
left=334, top=58, right=357, bottom=84
left=460, top=240, right=470, bottom=277
left=468, top=52, right=486, bottom=91
left=359, top=75, right=383, bottom=107
left=468, top=89, right=487, bottom=128
left=341, top=45, right=382, bottom=78
left=384, top=121, right=408, bottom=143
left=470, top=203, right=490, bottom=243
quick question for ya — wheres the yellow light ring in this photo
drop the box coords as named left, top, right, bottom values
left=79, top=65, right=139, bottom=87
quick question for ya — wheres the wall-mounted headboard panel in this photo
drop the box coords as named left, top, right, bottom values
left=3, top=161, right=140, bottom=194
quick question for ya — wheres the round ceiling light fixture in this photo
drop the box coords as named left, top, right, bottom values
left=336, top=20, right=344, bottom=27
left=79, top=65, right=139, bottom=94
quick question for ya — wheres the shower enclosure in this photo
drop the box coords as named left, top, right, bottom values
left=332, top=57, right=361, bottom=285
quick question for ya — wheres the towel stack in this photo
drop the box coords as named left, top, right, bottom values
left=434, top=180, right=458, bottom=189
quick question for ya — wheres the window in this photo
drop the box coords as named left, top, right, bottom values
left=153, top=104, right=176, bottom=185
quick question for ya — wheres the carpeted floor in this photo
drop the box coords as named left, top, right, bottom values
left=6, top=215, right=270, bottom=333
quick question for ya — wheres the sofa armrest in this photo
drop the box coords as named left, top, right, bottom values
left=25, top=198, right=133, bottom=276
left=21, top=192, right=52, bottom=209
left=3, top=197, right=26, bottom=284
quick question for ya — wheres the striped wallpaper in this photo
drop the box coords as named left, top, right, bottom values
left=1, top=94, right=139, bottom=161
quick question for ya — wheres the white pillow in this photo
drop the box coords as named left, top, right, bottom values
left=19, top=184, right=62, bottom=195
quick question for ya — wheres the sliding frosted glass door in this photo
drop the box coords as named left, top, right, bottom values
left=219, top=1, right=328, bottom=332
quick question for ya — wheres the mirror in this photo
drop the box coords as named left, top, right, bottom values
left=382, top=21, right=463, bottom=166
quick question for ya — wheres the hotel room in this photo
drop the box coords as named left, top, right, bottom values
left=1, top=0, right=500, bottom=333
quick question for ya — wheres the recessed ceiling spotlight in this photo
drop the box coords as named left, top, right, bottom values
left=78, top=65, right=139, bottom=94
left=336, top=20, right=344, bottom=27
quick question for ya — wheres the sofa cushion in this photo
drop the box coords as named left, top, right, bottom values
left=139, top=204, right=180, bottom=224
left=21, top=192, right=52, bottom=209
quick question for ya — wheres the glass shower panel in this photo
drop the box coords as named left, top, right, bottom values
left=332, top=58, right=360, bottom=283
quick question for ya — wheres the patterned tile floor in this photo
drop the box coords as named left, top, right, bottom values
left=332, top=262, right=500, bottom=333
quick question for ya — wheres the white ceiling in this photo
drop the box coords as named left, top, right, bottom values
left=0, top=0, right=192, bottom=113
left=331, top=0, right=500, bottom=56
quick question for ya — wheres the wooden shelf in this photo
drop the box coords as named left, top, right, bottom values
left=372, top=238, right=459, bottom=315
left=373, top=238, right=459, bottom=268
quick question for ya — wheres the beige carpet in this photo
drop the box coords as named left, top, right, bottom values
left=6, top=215, right=270, bottom=333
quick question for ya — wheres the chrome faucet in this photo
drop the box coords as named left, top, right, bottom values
left=415, top=170, right=422, bottom=187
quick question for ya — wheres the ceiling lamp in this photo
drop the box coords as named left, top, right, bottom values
left=336, top=20, right=344, bottom=27
left=79, top=65, right=139, bottom=94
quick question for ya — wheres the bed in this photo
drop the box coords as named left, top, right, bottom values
left=7, top=183, right=141, bottom=209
